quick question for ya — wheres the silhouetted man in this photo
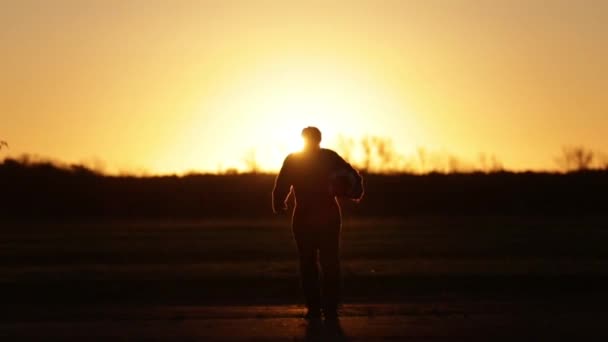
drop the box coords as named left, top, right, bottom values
left=272, top=126, right=363, bottom=320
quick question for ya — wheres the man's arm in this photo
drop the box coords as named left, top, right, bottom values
left=272, top=155, right=292, bottom=213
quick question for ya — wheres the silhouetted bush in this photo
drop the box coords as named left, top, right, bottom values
left=1, top=158, right=606, bottom=220
left=555, top=146, right=596, bottom=171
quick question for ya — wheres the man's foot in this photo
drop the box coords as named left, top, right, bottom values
left=304, top=308, right=322, bottom=320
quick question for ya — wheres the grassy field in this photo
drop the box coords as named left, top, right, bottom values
left=1, top=216, right=608, bottom=307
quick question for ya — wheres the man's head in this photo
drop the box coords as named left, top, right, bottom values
left=301, top=126, right=322, bottom=150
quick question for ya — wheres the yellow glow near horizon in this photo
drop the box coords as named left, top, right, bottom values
left=1, top=1, right=607, bottom=174
left=149, top=57, right=410, bottom=173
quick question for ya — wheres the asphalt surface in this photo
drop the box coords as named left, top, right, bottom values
left=2, top=300, right=607, bottom=341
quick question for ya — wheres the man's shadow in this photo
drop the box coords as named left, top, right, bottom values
left=305, top=318, right=347, bottom=342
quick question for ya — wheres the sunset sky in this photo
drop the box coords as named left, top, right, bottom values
left=1, top=0, right=607, bottom=174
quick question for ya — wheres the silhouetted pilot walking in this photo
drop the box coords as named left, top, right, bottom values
left=273, top=127, right=363, bottom=320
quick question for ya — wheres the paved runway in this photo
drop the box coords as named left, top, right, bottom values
left=2, top=300, right=607, bottom=341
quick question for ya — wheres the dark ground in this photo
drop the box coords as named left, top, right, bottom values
left=3, top=302, right=608, bottom=341
left=1, top=216, right=607, bottom=340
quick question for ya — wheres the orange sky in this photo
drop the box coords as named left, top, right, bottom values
left=1, top=0, right=607, bottom=174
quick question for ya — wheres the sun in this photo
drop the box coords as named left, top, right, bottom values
left=219, top=60, right=401, bottom=171
left=155, top=55, right=415, bottom=174
left=284, top=132, right=305, bottom=153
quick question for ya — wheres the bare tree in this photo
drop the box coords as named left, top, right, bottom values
left=242, top=149, right=260, bottom=174
left=375, top=137, right=407, bottom=173
left=555, top=146, right=595, bottom=172
left=478, top=153, right=488, bottom=172
left=447, top=156, right=464, bottom=173
left=372, top=137, right=394, bottom=169
left=598, top=152, right=608, bottom=170
left=488, top=154, right=504, bottom=172
left=478, top=152, right=503, bottom=172
left=361, top=136, right=373, bottom=172
left=335, top=134, right=508, bottom=174
left=335, top=135, right=355, bottom=163
left=0, top=140, right=7, bottom=150
left=417, top=147, right=427, bottom=173
left=358, top=136, right=404, bottom=173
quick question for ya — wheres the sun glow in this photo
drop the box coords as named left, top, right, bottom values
left=3, top=2, right=607, bottom=175
left=151, top=56, right=414, bottom=174
left=223, top=64, right=375, bottom=171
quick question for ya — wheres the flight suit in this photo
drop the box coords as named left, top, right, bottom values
left=272, top=148, right=361, bottom=312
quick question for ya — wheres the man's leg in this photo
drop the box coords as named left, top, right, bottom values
left=293, top=228, right=321, bottom=315
left=319, top=224, right=341, bottom=317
